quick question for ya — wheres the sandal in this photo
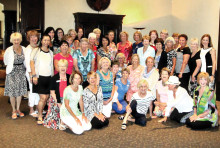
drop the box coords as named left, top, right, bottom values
left=59, top=124, right=67, bottom=131
left=12, top=111, right=17, bottom=120
left=121, top=123, right=127, bottom=130
left=29, top=112, right=38, bottom=118
left=118, top=115, right=125, bottom=120
left=37, top=118, right=43, bottom=125
left=17, top=110, right=24, bottom=117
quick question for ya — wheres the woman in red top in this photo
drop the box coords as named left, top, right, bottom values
left=117, top=31, right=132, bottom=64
left=89, top=32, right=98, bottom=71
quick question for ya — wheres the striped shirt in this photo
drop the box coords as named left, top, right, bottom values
left=131, top=91, right=155, bottom=115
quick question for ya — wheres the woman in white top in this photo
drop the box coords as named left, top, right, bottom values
left=30, top=34, right=54, bottom=125
left=25, top=30, right=40, bottom=117
left=137, top=35, right=155, bottom=66
left=4, top=32, right=27, bottom=120
left=158, top=76, right=193, bottom=123
left=200, top=34, right=216, bottom=90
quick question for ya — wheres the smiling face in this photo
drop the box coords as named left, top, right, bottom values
left=48, top=30, right=54, bottom=40
left=12, top=37, right=21, bottom=46
left=80, top=41, right=88, bottom=50
left=41, top=36, right=50, bottom=47
left=102, top=38, right=109, bottom=47
left=30, top=35, right=38, bottom=45
left=89, top=37, right=96, bottom=45
left=57, top=30, right=64, bottom=39
left=166, top=40, right=173, bottom=49
left=122, top=70, right=129, bottom=80
left=108, top=32, right=114, bottom=42
left=138, top=83, right=148, bottom=94
left=143, top=39, right=150, bottom=47
left=70, top=31, right=76, bottom=39
left=179, top=37, right=187, bottom=47
left=73, top=74, right=82, bottom=86
left=201, top=36, right=209, bottom=48
left=198, top=77, right=208, bottom=87
left=150, top=32, right=157, bottom=41
left=132, top=55, right=139, bottom=65
left=66, top=37, right=73, bottom=46
left=190, top=42, right=198, bottom=51
left=146, top=58, right=154, bottom=69
left=134, top=33, right=140, bottom=42
left=156, top=42, right=162, bottom=51
left=112, top=65, right=119, bottom=74
left=78, top=28, right=83, bottom=38
left=58, top=64, right=67, bottom=74
left=88, top=74, right=97, bottom=86
left=120, top=33, right=127, bottom=42
left=118, top=56, right=125, bottom=65
left=168, top=84, right=176, bottom=90
left=174, top=37, right=179, bottom=45
left=60, top=43, right=68, bottom=54
left=161, top=70, right=169, bottom=83
left=101, top=59, right=110, bottom=70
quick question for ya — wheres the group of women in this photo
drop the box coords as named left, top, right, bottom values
left=3, top=27, right=218, bottom=135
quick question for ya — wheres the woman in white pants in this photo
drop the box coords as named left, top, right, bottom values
left=25, top=30, right=40, bottom=117
left=60, top=71, right=91, bottom=135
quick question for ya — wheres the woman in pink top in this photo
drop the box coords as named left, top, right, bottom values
left=54, top=40, right=73, bottom=75
left=117, top=31, right=132, bottom=64
left=153, top=67, right=170, bottom=118
left=126, top=54, right=144, bottom=102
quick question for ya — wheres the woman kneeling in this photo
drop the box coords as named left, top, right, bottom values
left=121, top=79, right=155, bottom=130
left=60, top=71, right=91, bottom=134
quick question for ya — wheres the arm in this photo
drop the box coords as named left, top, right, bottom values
left=73, top=58, right=79, bottom=72
left=178, top=54, right=190, bottom=78
left=54, top=59, right=59, bottom=73
left=30, top=60, right=38, bottom=85
left=97, top=54, right=101, bottom=67
left=91, top=58, right=95, bottom=72
left=191, top=59, right=202, bottom=82
left=210, top=48, right=216, bottom=82
left=50, top=90, right=57, bottom=102
left=170, top=57, right=176, bottom=76
left=79, top=95, right=89, bottom=123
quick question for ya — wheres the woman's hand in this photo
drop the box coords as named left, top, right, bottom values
left=126, top=105, right=132, bottom=113
left=74, top=117, right=82, bottom=126
left=97, top=114, right=105, bottom=122
left=32, top=77, right=38, bottom=85
left=82, top=114, right=89, bottom=123
left=191, top=76, right=196, bottom=82
left=210, top=76, right=214, bottom=83
left=189, top=114, right=198, bottom=122
left=178, top=73, right=183, bottom=78
left=158, top=117, right=167, bottom=123
left=117, top=102, right=123, bottom=111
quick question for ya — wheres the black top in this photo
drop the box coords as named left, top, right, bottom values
left=188, top=50, right=201, bottom=77
left=157, top=50, right=167, bottom=73
left=50, top=73, right=70, bottom=103
left=205, top=51, right=214, bottom=76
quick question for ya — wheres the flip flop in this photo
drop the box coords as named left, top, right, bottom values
left=12, top=111, right=17, bottom=120
left=121, top=123, right=127, bottom=130
left=29, top=112, right=38, bottom=118
left=17, top=111, right=24, bottom=117
left=118, top=115, right=125, bottom=120
left=37, top=118, right=43, bottom=125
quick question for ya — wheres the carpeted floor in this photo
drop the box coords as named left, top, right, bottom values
left=0, top=88, right=220, bottom=148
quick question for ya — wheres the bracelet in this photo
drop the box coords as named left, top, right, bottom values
left=32, top=74, right=37, bottom=78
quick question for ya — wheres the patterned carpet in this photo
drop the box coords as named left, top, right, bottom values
left=0, top=87, right=219, bottom=148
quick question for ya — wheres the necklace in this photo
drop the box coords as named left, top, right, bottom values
left=102, top=70, right=109, bottom=76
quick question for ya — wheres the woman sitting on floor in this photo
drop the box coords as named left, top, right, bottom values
left=60, top=71, right=91, bottom=135
left=158, top=76, right=193, bottom=123
left=43, top=59, right=70, bottom=130
left=112, top=68, right=130, bottom=115
left=83, top=71, right=109, bottom=129
left=186, top=72, right=218, bottom=129
left=121, top=79, right=155, bottom=130
left=153, top=67, right=170, bottom=118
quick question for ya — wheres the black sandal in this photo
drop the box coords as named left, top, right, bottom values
left=118, top=115, right=124, bottom=120
left=121, top=123, right=127, bottom=130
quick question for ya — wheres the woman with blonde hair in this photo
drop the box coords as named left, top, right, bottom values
left=93, top=28, right=101, bottom=48
left=115, top=53, right=127, bottom=79
left=67, top=29, right=79, bottom=49
left=4, top=32, right=27, bottom=119
left=132, top=31, right=143, bottom=54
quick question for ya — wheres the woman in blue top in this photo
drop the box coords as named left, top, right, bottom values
left=112, top=68, right=130, bottom=114
left=97, top=57, right=115, bottom=118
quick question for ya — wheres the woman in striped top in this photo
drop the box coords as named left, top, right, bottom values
left=97, top=57, right=115, bottom=118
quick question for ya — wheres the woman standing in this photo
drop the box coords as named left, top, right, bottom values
left=44, top=27, right=55, bottom=53
left=73, top=38, right=95, bottom=88
left=30, top=34, right=54, bottom=124
left=4, top=32, right=27, bottom=119
left=137, top=35, right=155, bottom=66
left=117, top=31, right=132, bottom=63
left=88, top=33, right=98, bottom=71
left=60, top=71, right=91, bottom=134
left=165, top=37, right=176, bottom=76
left=155, top=38, right=167, bottom=73
left=175, top=34, right=191, bottom=91
left=107, top=30, right=117, bottom=60
left=126, top=54, right=144, bottom=102
left=53, top=28, right=64, bottom=51
left=149, top=30, right=158, bottom=51
left=83, top=71, right=109, bottom=129
left=200, top=34, right=216, bottom=90
left=188, top=38, right=201, bottom=97
left=172, top=33, right=180, bottom=51
left=97, top=57, right=115, bottom=118
left=132, top=31, right=143, bottom=54
left=25, top=30, right=40, bottom=117
left=77, top=27, right=84, bottom=41
left=54, top=40, right=73, bottom=75
left=186, top=72, right=218, bottom=129
left=67, top=29, right=79, bottom=49
left=97, top=37, right=111, bottom=64
left=93, top=28, right=102, bottom=49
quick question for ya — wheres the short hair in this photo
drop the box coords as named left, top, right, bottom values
left=172, top=33, right=179, bottom=38
left=164, top=37, right=176, bottom=45
left=93, top=28, right=101, bottom=34
left=60, top=40, right=69, bottom=47
left=197, top=72, right=210, bottom=86
left=80, top=38, right=89, bottom=44
left=160, top=29, right=168, bottom=34
left=58, top=59, right=68, bottom=67
left=65, top=35, right=73, bottom=41
left=145, top=56, right=155, bottom=65
left=87, top=71, right=97, bottom=80
left=26, top=30, right=39, bottom=42
left=100, top=36, right=110, bottom=46
left=67, top=29, right=77, bottom=36
left=155, top=38, right=164, bottom=46
left=88, top=32, right=96, bottom=39
left=69, top=71, right=83, bottom=85
left=121, top=67, right=130, bottom=74
left=10, top=32, right=22, bottom=43
left=142, top=35, right=150, bottom=41
left=149, top=30, right=158, bottom=38
left=119, top=31, right=129, bottom=41
left=116, top=53, right=125, bottom=60
left=133, top=31, right=142, bottom=41
left=190, top=38, right=199, bottom=45
left=98, top=57, right=111, bottom=70
left=200, top=34, right=213, bottom=48
left=137, top=79, right=149, bottom=88
left=131, top=54, right=140, bottom=65
left=111, top=60, right=119, bottom=67
left=178, top=34, right=188, bottom=41
left=160, top=67, right=170, bottom=76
